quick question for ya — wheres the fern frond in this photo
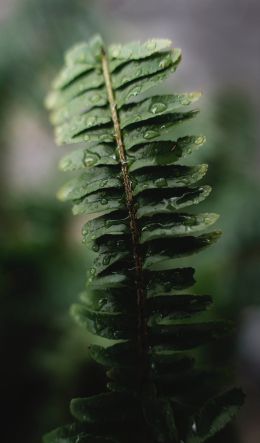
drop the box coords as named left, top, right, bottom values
left=44, top=35, right=243, bottom=443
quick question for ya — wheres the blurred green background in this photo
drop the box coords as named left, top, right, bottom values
left=0, top=1, right=259, bottom=442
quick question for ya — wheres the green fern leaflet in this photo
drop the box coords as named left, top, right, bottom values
left=44, top=35, right=243, bottom=443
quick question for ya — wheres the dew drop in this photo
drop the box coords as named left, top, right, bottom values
left=134, top=114, right=142, bottom=122
left=89, top=267, right=96, bottom=276
left=121, top=76, right=130, bottom=84
left=195, top=136, right=205, bottom=145
left=103, top=256, right=111, bottom=266
left=98, top=298, right=107, bottom=309
left=111, top=45, right=121, bottom=58
left=204, top=216, right=211, bottom=225
left=128, top=86, right=141, bottom=98
left=161, top=122, right=170, bottom=130
left=95, top=320, right=102, bottom=331
left=72, top=125, right=79, bottom=133
left=90, top=94, right=101, bottom=103
left=192, top=421, right=197, bottom=433
left=150, top=102, right=167, bottom=114
left=84, top=134, right=90, bottom=141
left=180, top=96, right=191, bottom=105
left=113, top=330, right=121, bottom=339
left=79, top=186, right=86, bottom=194
left=159, top=55, right=171, bottom=69
left=87, top=116, right=97, bottom=126
left=144, top=130, right=159, bottom=140
left=61, top=158, right=72, bottom=170
left=155, top=177, right=167, bottom=188
left=92, top=244, right=100, bottom=252
left=84, top=156, right=94, bottom=167
left=164, top=197, right=178, bottom=211
left=146, top=40, right=156, bottom=50
left=101, top=198, right=108, bottom=205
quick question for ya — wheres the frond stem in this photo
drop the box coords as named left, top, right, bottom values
left=101, top=50, right=147, bottom=372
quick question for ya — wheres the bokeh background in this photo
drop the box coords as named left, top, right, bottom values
left=0, top=1, right=259, bottom=442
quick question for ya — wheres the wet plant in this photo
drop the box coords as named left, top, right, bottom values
left=44, top=35, right=243, bottom=443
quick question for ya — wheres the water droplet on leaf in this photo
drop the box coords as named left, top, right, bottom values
left=84, top=157, right=94, bottom=167
left=92, top=244, right=100, bottom=252
left=146, top=40, right=156, bottom=50
left=87, top=116, right=97, bottom=126
left=98, top=298, right=107, bottom=309
left=61, top=158, right=72, bottom=169
left=159, top=55, right=171, bottom=68
left=126, top=49, right=133, bottom=59
left=180, top=96, right=191, bottom=105
left=155, top=177, right=167, bottom=187
left=134, top=114, right=142, bottom=122
left=144, top=130, right=159, bottom=140
left=111, top=45, right=121, bottom=58
left=192, top=421, right=197, bottom=433
left=150, top=102, right=167, bottom=114
left=128, top=86, right=141, bottom=99
left=103, top=256, right=111, bottom=266
left=195, top=136, right=205, bottom=145
left=91, top=94, right=101, bottom=103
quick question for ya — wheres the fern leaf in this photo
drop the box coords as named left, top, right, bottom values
left=45, top=35, right=243, bottom=443
left=186, top=388, right=245, bottom=443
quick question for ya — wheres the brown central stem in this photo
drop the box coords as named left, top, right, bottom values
left=101, top=50, right=147, bottom=368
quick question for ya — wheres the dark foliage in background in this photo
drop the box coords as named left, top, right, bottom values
left=0, top=2, right=104, bottom=443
